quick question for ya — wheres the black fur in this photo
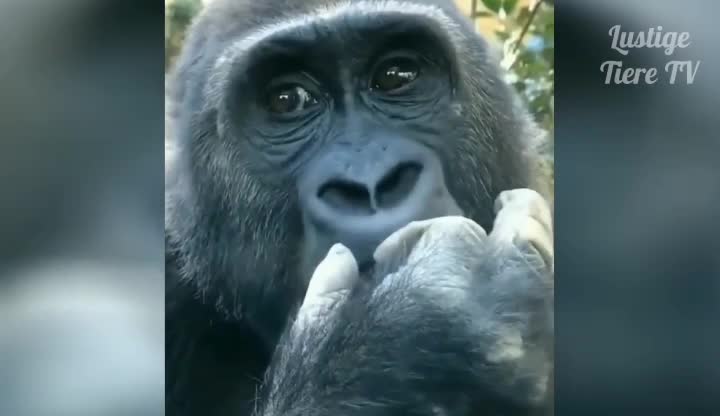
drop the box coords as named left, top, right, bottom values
left=165, top=0, right=551, bottom=414
left=258, top=238, right=552, bottom=416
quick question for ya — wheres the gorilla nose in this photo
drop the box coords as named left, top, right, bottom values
left=317, top=161, right=423, bottom=215
left=301, top=155, right=462, bottom=267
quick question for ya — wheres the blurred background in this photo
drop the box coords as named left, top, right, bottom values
left=554, top=1, right=720, bottom=414
left=0, top=1, right=165, bottom=416
left=0, top=1, right=717, bottom=416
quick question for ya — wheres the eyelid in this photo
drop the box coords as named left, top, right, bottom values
left=265, top=72, right=323, bottom=101
left=368, top=50, right=422, bottom=72
left=266, top=71, right=321, bottom=90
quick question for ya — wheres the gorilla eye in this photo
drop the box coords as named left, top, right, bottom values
left=371, top=57, right=420, bottom=92
left=266, top=85, right=319, bottom=115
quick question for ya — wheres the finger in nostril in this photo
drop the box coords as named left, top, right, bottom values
left=317, top=180, right=374, bottom=214
left=375, top=162, right=423, bottom=208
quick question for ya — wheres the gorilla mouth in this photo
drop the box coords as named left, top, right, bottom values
left=358, top=258, right=376, bottom=275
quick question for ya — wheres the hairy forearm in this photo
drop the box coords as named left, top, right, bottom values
left=255, top=245, right=552, bottom=416
left=256, top=191, right=555, bottom=416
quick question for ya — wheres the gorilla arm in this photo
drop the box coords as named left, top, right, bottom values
left=254, top=189, right=554, bottom=416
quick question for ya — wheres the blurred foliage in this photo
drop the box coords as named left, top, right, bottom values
left=474, top=0, right=554, bottom=184
left=165, top=0, right=202, bottom=69
left=165, top=0, right=554, bottom=177
left=476, top=0, right=554, bottom=138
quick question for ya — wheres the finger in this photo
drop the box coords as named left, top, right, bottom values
left=405, top=216, right=487, bottom=264
left=492, top=189, right=554, bottom=272
left=373, top=216, right=487, bottom=266
left=298, top=244, right=359, bottom=326
left=372, top=220, right=430, bottom=264
left=493, top=211, right=554, bottom=271
left=494, top=188, right=553, bottom=235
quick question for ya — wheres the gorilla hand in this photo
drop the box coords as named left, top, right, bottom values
left=257, top=189, right=553, bottom=416
left=254, top=244, right=365, bottom=416
left=295, top=243, right=359, bottom=333
left=370, top=187, right=553, bottom=410
left=491, top=188, right=554, bottom=274
left=374, top=188, right=553, bottom=274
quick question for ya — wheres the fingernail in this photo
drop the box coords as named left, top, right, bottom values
left=331, top=243, right=348, bottom=255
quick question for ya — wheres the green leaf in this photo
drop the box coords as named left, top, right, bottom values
left=503, top=0, right=519, bottom=14
left=482, top=0, right=502, bottom=13
left=495, top=30, right=511, bottom=41
left=171, top=0, right=201, bottom=23
left=542, top=47, right=554, bottom=67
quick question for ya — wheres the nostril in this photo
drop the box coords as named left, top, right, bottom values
left=317, top=180, right=374, bottom=215
left=375, top=162, right=423, bottom=209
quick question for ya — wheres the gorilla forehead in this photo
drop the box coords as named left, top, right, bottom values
left=203, top=0, right=467, bottom=36
left=201, top=0, right=473, bottom=108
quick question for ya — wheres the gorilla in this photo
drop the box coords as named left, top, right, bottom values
left=165, top=0, right=554, bottom=415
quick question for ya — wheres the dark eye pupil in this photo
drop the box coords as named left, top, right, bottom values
left=269, top=90, right=298, bottom=114
left=374, top=61, right=419, bottom=91
left=267, top=86, right=316, bottom=114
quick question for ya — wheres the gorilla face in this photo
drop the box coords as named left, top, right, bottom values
left=229, top=18, right=469, bottom=275
left=167, top=0, right=539, bottom=342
